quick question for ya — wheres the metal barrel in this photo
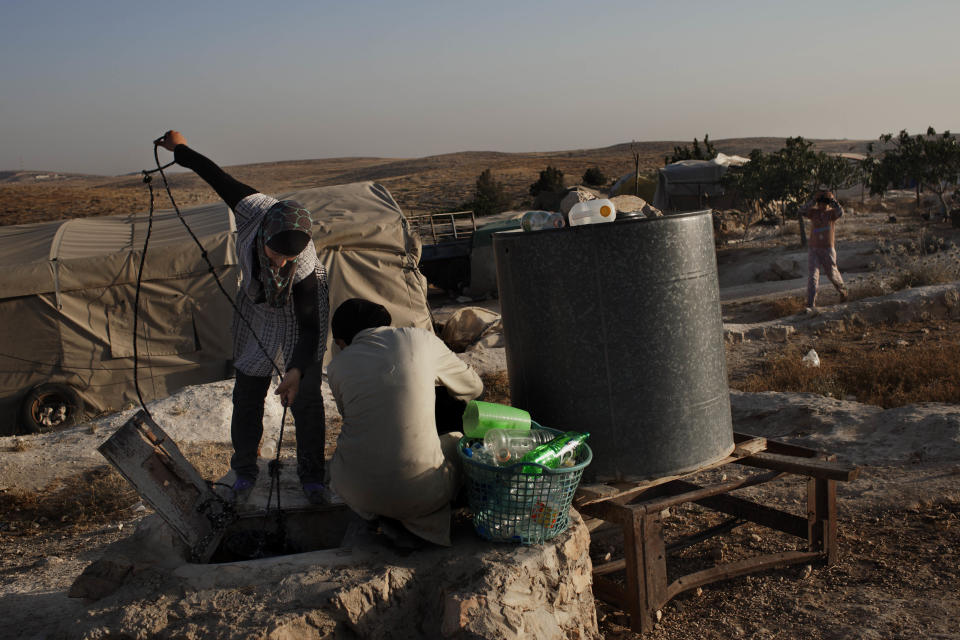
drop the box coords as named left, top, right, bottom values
left=493, top=210, right=733, bottom=481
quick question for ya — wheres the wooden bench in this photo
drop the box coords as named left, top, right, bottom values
left=574, top=432, right=860, bottom=633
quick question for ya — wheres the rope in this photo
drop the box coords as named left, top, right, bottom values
left=131, top=171, right=157, bottom=417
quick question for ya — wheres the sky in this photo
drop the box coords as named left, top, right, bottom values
left=1, top=0, right=958, bottom=175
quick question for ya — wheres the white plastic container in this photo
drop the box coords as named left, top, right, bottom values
left=568, top=199, right=616, bottom=226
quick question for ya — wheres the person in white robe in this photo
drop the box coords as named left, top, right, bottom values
left=327, top=299, right=483, bottom=546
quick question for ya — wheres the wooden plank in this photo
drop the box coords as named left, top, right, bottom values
left=732, top=437, right=767, bottom=456
left=575, top=442, right=769, bottom=509
left=636, top=471, right=784, bottom=513
left=735, top=452, right=859, bottom=481
left=693, top=492, right=808, bottom=539
left=664, top=551, right=821, bottom=601
left=594, top=558, right=627, bottom=577
left=735, top=431, right=826, bottom=459
left=642, top=511, right=668, bottom=618
left=575, top=483, right=622, bottom=504
left=579, top=499, right=634, bottom=525
left=623, top=506, right=651, bottom=633
left=808, top=478, right=839, bottom=563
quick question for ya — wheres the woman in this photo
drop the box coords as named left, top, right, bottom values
left=154, top=131, right=329, bottom=504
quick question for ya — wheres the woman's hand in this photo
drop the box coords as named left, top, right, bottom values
left=154, top=130, right=187, bottom=152
left=275, top=368, right=302, bottom=406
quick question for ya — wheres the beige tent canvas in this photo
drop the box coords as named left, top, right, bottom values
left=0, top=181, right=431, bottom=435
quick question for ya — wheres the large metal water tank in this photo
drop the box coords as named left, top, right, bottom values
left=493, top=210, right=733, bottom=481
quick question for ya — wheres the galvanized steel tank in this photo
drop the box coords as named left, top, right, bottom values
left=493, top=210, right=733, bottom=480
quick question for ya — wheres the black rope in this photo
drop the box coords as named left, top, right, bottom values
left=265, top=405, right=288, bottom=514
left=131, top=171, right=157, bottom=417
left=264, top=404, right=289, bottom=553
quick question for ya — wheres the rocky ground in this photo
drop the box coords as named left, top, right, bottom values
left=2, top=190, right=960, bottom=638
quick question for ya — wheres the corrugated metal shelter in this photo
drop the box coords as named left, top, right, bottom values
left=0, top=181, right=431, bottom=434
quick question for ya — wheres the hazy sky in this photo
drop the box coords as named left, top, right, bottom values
left=1, top=0, right=957, bottom=175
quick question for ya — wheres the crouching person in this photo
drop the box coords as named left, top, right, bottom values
left=327, top=299, right=483, bottom=548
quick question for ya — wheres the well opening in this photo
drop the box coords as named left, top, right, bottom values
left=207, top=504, right=353, bottom=563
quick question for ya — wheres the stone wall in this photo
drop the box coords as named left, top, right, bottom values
left=63, top=510, right=599, bottom=639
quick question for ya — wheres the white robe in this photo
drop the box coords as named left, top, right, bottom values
left=327, top=326, right=483, bottom=545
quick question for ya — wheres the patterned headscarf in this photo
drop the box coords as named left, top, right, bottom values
left=256, top=200, right=313, bottom=308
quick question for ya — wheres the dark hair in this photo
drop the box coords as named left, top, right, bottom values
left=331, top=299, right=392, bottom=345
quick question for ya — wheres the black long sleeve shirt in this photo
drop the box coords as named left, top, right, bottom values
left=174, top=145, right=322, bottom=376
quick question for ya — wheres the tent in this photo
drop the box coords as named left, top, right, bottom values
left=0, top=181, right=431, bottom=435
left=652, top=153, right=749, bottom=212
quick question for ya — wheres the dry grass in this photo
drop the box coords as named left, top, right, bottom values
left=0, top=467, right=139, bottom=532
left=480, top=371, right=511, bottom=405
left=181, top=441, right=233, bottom=482
left=0, top=441, right=234, bottom=535
left=734, top=332, right=960, bottom=408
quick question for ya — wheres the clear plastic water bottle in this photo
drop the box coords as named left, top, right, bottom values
left=521, top=210, right=566, bottom=232
left=463, top=440, right=496, bottom=466
left=484, top=428, right=554, bottom=465
left=568, top=199, right=616, bottom=226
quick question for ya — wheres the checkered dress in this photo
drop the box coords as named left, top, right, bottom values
left=232, top=194, right=329, bottom=377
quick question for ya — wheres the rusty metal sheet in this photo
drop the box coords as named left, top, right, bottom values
left=98, top=410, right=232, bottom=562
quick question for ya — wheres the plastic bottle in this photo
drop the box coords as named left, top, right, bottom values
left=520, top=431, right=590, bottom=474
left=484, top=428, right=554, bottom=465
left=568, top=199, right=616, bottom=226
left=463, top=440, right=496, bottom=466
left=521, top=210, right=566, bottom=232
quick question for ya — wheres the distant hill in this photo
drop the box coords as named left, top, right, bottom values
left=0, top=137, right=873, bottom=226
left=0, top=170, right=102, bottom=184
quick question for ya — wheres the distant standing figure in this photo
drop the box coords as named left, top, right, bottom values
left=801, top=189, right=848, bottom=311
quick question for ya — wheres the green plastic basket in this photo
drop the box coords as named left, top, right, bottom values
left=458, top=424, right=592, bottom=544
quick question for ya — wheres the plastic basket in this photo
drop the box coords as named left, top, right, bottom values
left=458, top=425, right=592, bottom=544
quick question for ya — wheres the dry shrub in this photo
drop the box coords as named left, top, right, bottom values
left=847, top=278, right=889, bottom=302
left=0, top=467, right=139, bottom=532
left=735, top=339, right=960, bottom=408
left=768, top=296, right=805, bottom=318
left=870, top=233, right=960, bottom=293
left=480, top=370, right=511, bottom=405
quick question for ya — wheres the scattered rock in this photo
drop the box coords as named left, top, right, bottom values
left=441, top=306, right=501, bottom=352
left=559, top=186, right=604, bottom=215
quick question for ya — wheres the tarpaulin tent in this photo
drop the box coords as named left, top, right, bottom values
left=652, top=154, right=749, bottom=212
left=0, top=181, right=431, bottom=435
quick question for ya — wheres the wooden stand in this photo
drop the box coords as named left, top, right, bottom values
left=575, top=433, right=859, bottom=634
